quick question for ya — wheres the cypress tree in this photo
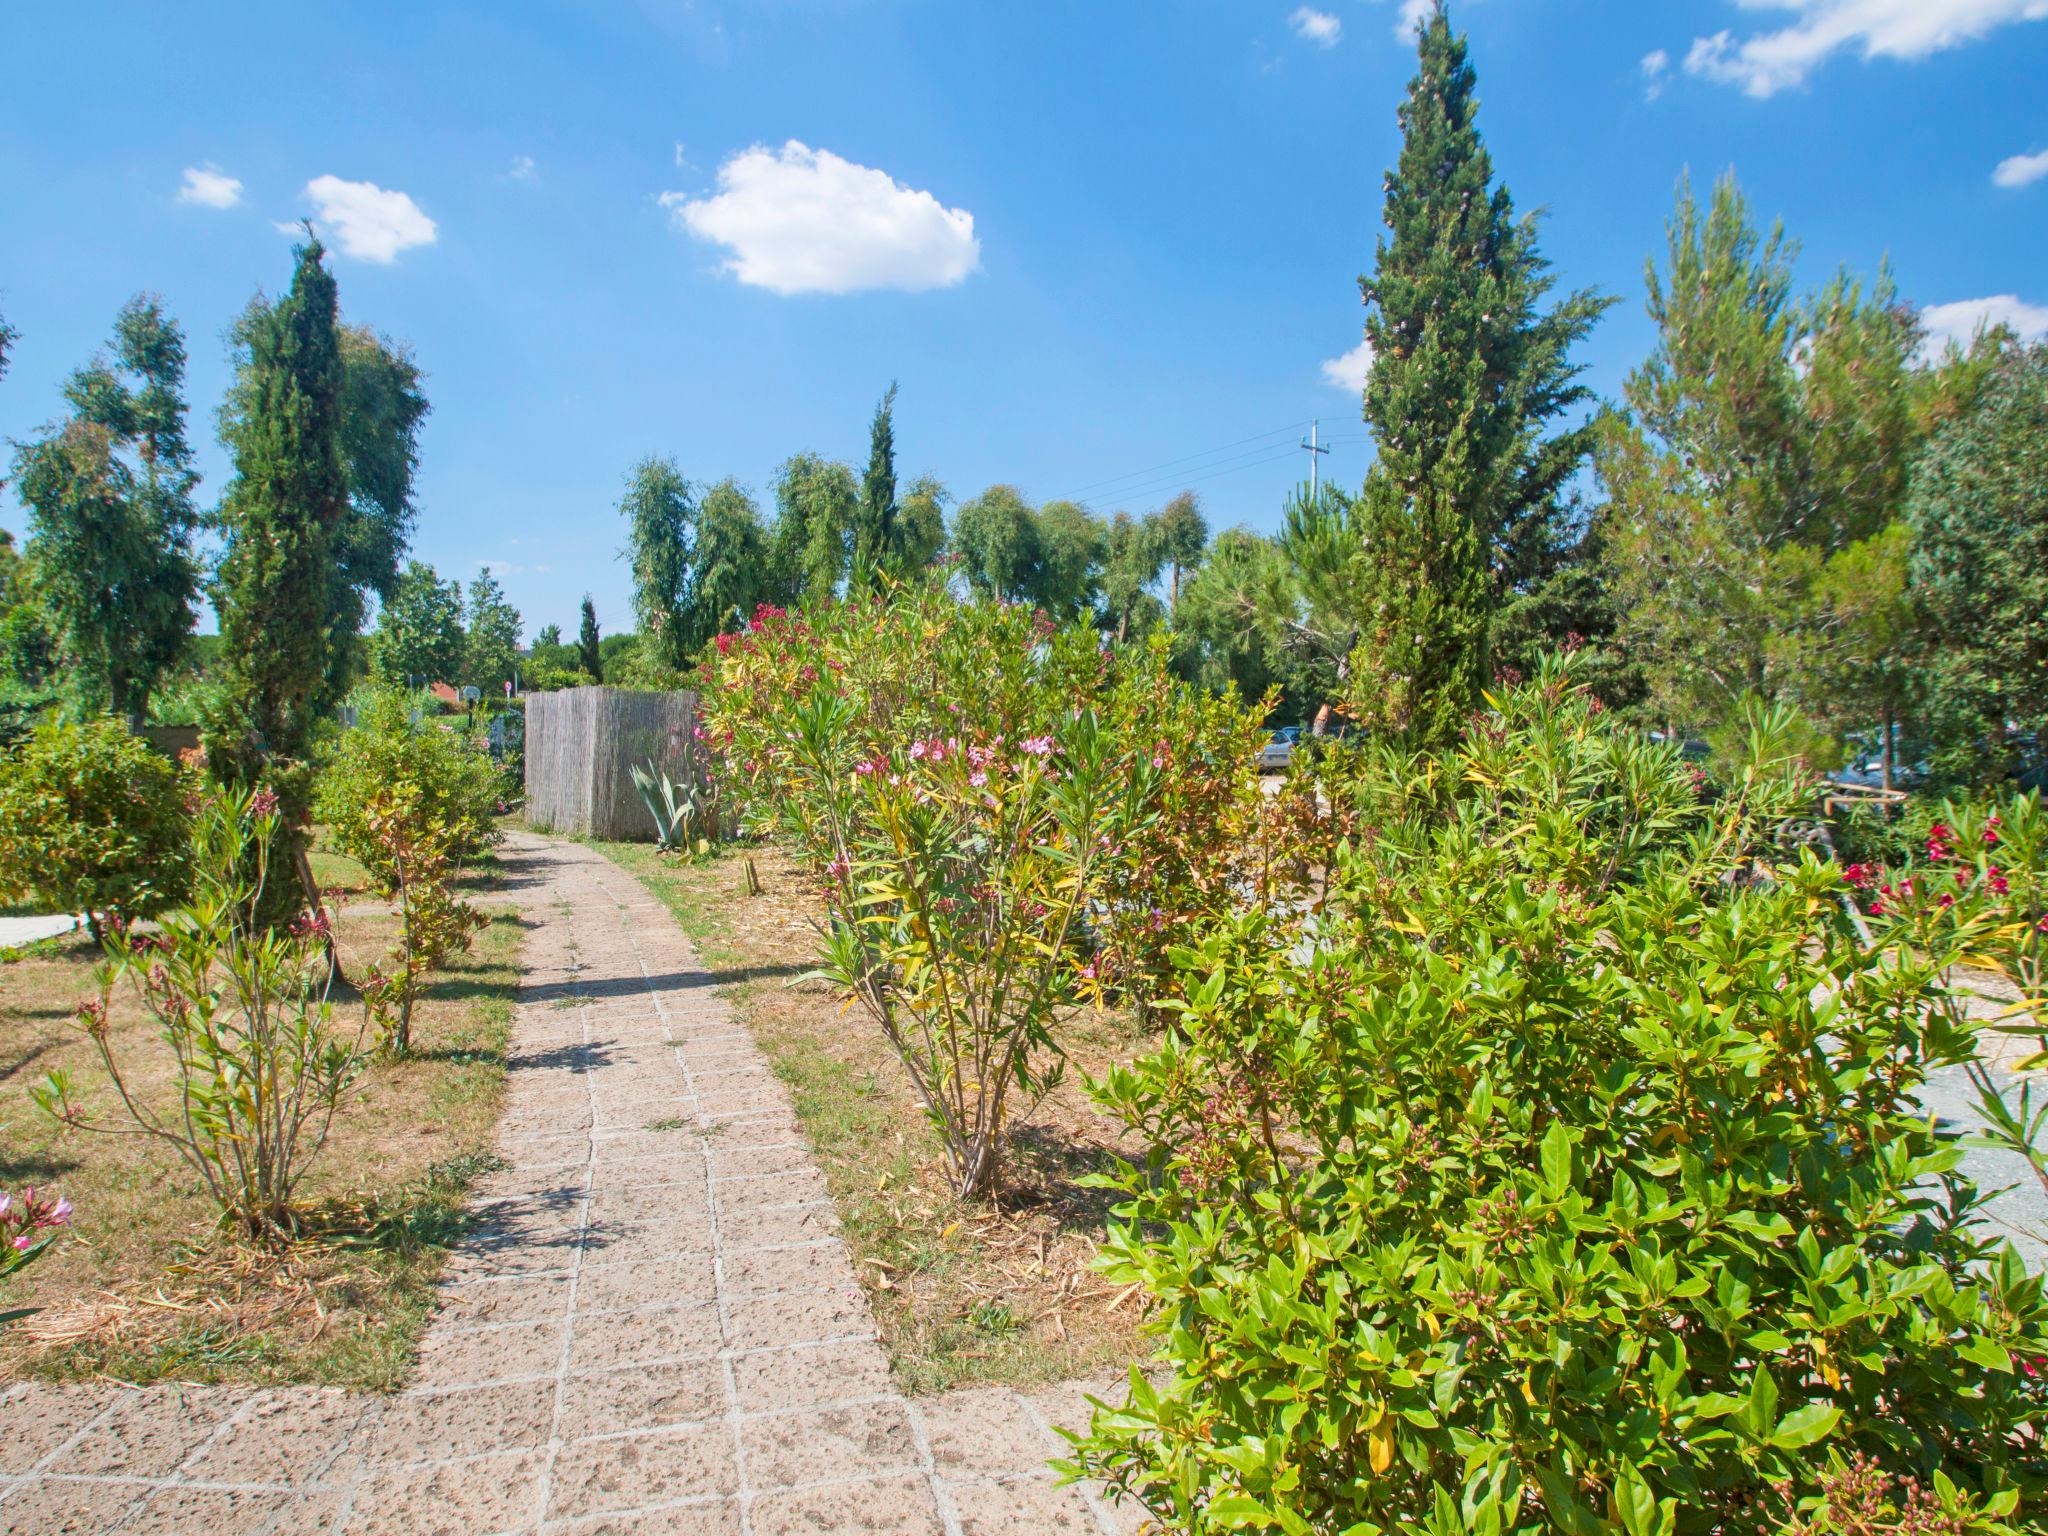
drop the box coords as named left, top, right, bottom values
left=579, top=595, right=603, bottom=682
left=1345, top=3, right=1609, bottom=744
left=210, top=235, right=348, bottom=790
left=208, top=234, right=349, bottom=928
left=855, top=382, right=899, bottom=581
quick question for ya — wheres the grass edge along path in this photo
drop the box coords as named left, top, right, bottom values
left=1, top=903, right=523, bottom=1391
left=588, top=836, right=1149, bottom=1396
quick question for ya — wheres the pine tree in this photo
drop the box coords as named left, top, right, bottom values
left=855, top=383, right=899, bottom=582
left=463, top=568, right=522, bottom=697
left=1345, top=3, right=1610, bottom=745
left=210, top=235, right=349, bottom=795
left=578, top=595, right=603, bottom=682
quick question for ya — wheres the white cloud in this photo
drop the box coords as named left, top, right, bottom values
left=1684, top=0, right=2048, bottom=97
left=1918, top=293, right=2048, bottom=357
left=1386, top=0, right=1435, bottom=40
left=1322, top=337, right=1376, bottom=392
left=1642, top=48, right=1672, bottom=99
left=1290, top=7, right=1342, bottom=47
left=177, top=165, right=242, bottom=209
left=507, top=154, right=536, bottom=181
left=663, top=140, right=980, bottom=296
left=1994, top=147, right=2048, bottom=187
left=303, top=175, right=438, bottom=263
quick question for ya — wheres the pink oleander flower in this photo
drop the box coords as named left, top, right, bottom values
left=1842, top=863, right=1877, bottom=890
left=969, top=771, right=987, bottom=788
left=1022, top=736, right=1053, bottom=757
left=249, top=787, right=281, bottom=819
left=1939, top=893, right=1955, bottom=909
left=1869, top=899, right=1886, bottom=917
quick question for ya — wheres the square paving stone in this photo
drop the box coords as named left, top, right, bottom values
left=44, top=1386, right=240, bottom=1477
left=410, top=1318, right=566, bottom=1388
left=738, top=1401, right=921, bottom=1491
left=432, top=1275, right=577, bottom=1329
left=918, top=1389, right=1057, bottom=1479
left=0, top=1474, right=150, bottom=1533
left=177, top=1388, right=371, bottom=1487
left=574, top=1254, right=718, bottom=1313
left=545, top=1423, right=738, bottom=1519
left=369, top=1378, right=557, bottom=1464
left=717, top=1242, right=855, bottom=1300
left=117, top=1485, right=337, bottom=1536
left=946, top=1473, right=1107, bottom=1536
left=342, top=1446, right=547, bottom=1536
left=568, top=1302, right=721, bottom=1374
left=716, top=1202, right=838, bottom=1251
left=722, top=1288, right=874, bottom=1352
left=727, top=1341, right=894, bottom=1414
left=544, top=1500, right=744, bottom=1535
left=747, top=1473, right=944, bottom=1536
left=557, top=1359, right=725, bottom=1440
left=0, top=1384, right=129, bottom=1473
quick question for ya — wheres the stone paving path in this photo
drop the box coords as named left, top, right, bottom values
left=0, top=833, right=1142, bottom=1535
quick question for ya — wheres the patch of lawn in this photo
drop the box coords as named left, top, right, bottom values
left=0, top=889, right=523, bottom=1389
left=588, top=835, right=1148, bottom=1395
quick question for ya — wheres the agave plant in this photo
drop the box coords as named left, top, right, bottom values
left=631, top=759, right=711, bottom=852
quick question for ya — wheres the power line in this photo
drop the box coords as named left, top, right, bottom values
left=1083, top=443, right=1310, bottom=506
left=1049, top=419, right=1317, bottom=502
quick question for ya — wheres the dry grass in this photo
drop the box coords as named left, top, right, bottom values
left=0, top=832, right=523, bottom=1388
left=591, top=836, right=1153, bottom=1395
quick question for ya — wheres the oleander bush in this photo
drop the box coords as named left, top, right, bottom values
left=0, top=717, right=190, bottom=936
left=1060, top=660, right=2048, bottom=1536
left=704, top=581, right=1267, bottom=1004
left=35, top=785, right=374, bottom=1241
left=701, top=580, right=1268, bottom=1194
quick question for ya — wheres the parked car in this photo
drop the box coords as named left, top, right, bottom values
left=1258, top=726, right=1302, bottom=771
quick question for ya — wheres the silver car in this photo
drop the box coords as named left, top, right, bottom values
left=1258, top=726, right=1301, bottom=771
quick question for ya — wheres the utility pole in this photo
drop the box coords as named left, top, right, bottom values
left=1300, top=420, right=1330, bottom=501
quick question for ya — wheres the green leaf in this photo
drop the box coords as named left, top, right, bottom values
left=1768, top=1402, right=1841, bottom=1450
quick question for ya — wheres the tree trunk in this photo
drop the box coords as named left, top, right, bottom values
left=1881, top=700, right=1895, bottom=794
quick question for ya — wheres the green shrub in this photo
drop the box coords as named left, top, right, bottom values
left=1061, top=660, right=2047, bottom=1535
left=35, top=785, right=373, bottom=1241
left=317, top=688, right=504, bottom=877
left=316, top=689, right=499, bottom=1054
left=0, top=717, right=189, bottom=935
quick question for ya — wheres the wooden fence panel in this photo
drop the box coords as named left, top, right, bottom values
left=523, top=686, right=697, bottom=841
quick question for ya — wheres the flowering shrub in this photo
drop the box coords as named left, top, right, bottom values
left=704, top=583, right=1267, bottom=1011
left=0, top=717, right=190, bottom=938
left=0, top=1187, right=72, bottom=1323
left=796, top=695, right=1156, bottom=1196
left=34, top=785, right=374, bottom=1241
left=703, top=581, right=1268, bottom=1193
left=1060, top=663, right=2048, bottom=1535
left=353, top=786, right=490, bottom=1055
left=1848, top=788, right=2048, bottom=1216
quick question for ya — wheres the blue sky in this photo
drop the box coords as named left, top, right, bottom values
left=2, top=0, right=2044, bottom=641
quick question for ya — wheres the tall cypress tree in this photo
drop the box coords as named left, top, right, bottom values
left=855, top=382, right=899, bottom=582
left=1344, top=3, right=1609, bottom=744
left=578, top=595, right=604, bottom=682
left=210, top=235, right=348, bottom=802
